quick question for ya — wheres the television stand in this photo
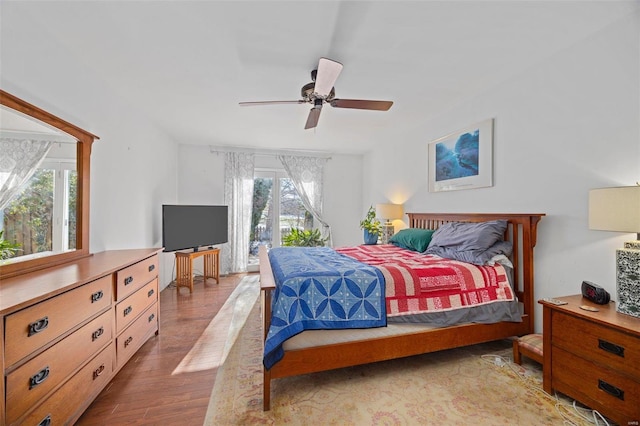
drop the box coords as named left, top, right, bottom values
left=175, top=247, right=220, bottom=293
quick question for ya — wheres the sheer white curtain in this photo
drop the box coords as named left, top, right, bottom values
left=0, top=138, right=53, bottom=210
left=223, top=152, right=255, bottom=274
left=278, top=155, right=332, bottom=246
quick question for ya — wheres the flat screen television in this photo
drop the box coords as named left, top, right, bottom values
left=162, top=205, right=228, bottom=252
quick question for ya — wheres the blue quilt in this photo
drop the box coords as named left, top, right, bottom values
left=264, top=247, right=386, bottom=369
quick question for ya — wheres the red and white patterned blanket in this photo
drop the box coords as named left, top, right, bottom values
left=335, top=244, right=514, bottom=317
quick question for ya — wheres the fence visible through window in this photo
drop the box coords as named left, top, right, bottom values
left=1, top=162, right=76, bottom=261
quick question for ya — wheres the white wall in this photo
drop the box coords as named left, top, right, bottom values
left=90, top=115, right=178, bottom=291
left=363, top=11, right=640, bottom=332
left=324, top=154, right=364, bottom=247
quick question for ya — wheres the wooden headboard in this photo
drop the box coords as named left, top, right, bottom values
left=407, top=212, right=545, bottom=331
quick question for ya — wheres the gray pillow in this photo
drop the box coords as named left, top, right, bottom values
left=426, top=240, right=513, bottom=265
left=427, top=220, right=508, bottom=251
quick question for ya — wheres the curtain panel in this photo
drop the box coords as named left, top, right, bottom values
left=0, top=138, right=53, bottom=210
left=278, top=155, right=332, bottom=246
left=223, top=152, right=255, bottom=274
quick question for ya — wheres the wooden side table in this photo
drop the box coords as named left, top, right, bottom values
left=540, top=294, right=640, bottom=425
left=175, top=248, right=220, bottom=292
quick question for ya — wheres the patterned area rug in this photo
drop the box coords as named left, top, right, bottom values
left=205, top=299, right=594, bottom=425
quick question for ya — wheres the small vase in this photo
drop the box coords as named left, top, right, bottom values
left=363, top=230, right=378, bottom=245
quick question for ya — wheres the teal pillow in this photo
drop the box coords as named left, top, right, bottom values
left=389, top=228, right=435, bottom=252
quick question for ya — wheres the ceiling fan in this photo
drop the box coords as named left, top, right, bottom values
left=239, top=57, right=393, bottom=130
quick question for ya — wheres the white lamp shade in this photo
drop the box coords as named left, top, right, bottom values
left=376, top=203, right=403, bottom=221
left=589, top=186, right=640, bottom=233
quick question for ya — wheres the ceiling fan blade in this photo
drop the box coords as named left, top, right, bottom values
left=239, top=100, right=305, bottom=106
left=313, top=58, right=343, bottom=97
left=304, top=107, right=322, bottom=129
left=330, top=99, right=393, bottom=111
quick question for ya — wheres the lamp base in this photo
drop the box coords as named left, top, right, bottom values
left=381, top=224, right=394, bottom=245
left=616, top=240, right=640, bottom=318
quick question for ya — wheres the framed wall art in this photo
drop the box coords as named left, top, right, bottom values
left=428, top=118, right=494, bottom=192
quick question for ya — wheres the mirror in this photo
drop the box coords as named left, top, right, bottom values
left=0, top=90, right=98, bottom=279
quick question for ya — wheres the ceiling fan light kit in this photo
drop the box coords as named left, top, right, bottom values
left=239, top=57, right=394, bottom=129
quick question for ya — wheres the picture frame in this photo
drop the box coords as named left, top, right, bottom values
left=428, top=118, right=494, bottom=192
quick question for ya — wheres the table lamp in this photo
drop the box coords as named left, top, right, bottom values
left=589, top=185, right=640, bottom=317
left=376, top=203, right=403, bottom=244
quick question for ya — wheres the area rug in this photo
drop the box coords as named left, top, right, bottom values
left=204, top=299, right=595, bottom=425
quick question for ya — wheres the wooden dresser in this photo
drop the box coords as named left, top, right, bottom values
left=541, top=294, right=640, bottom=425
left=0, top=248, right=162, bottom=426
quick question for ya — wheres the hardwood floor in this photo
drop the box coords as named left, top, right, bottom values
left=77, top=273, right=249, bottom=425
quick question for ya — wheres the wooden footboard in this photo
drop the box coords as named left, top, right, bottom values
left=259, top=212, right=544, bottom=410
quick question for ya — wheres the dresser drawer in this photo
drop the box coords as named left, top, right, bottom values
left=552, top=311, right=640, bottom=380
left=552, top=346, right=640, bottom=423
left=115, top=254, right=159, bottom=301
left=115, top=278, right=158, bottom=334
left=5, top=309, right=112, bottom=423
left=17, top=343, right=115, bottom=426
left=116, top=302, right=158, bottom=367
left=4, top=275, right=113, bottom=367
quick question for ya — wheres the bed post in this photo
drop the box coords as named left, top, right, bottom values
left=262, top=288, right=272, bottom=411
left=521, top=214, right=543, bottom=334
left=259, top=246, right=275, bottom=411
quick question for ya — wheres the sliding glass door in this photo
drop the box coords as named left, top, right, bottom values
left=248, top=169, right=312, bottom=268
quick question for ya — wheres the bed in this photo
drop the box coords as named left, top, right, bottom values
left=259, top=212, right=544, bottom=410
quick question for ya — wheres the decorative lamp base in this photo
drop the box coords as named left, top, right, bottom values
left=381, top=224, right=394, bottom=245
left=616, top=240, right=640, bottom=318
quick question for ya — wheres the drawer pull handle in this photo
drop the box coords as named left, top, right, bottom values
left=28, top=317, right=49, bottom=337
left=124, top=336, right=133, bottom=347
left=148, top=313, right=155, bottom=322
left=91, top=290, right=104, bottom=303
left=598, top=379, right=624, bottom=400
left=124, top=276, right=134, bottom=286
left=148, top=288, right=155, bottom=298
left=38, top=415, right=52, bottom=426
left=92, top=326, right=104, bottom=341
left=149, top=264, right=155, bottom=272
left=598, top=339, right=625, bottom=357
left=123, top=306, right=133, bottom=317
left=93, top=364, right=105, bottom=380
left=30, top=366, right=50, bottom=389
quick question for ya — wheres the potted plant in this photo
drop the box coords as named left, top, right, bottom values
left=0, top=230, right=21, bottom=260
left=282, top=228, right=328, bottom=247
left=359, top=206, right=382, bottom=245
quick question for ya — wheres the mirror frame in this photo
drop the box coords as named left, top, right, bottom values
left=0, top=90, right=99, bottom=279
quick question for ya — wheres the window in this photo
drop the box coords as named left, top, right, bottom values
left=1, top=159, right=76, bottom=260
left=249, top=169, right=313, bottom=266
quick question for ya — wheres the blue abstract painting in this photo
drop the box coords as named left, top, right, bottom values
left=435, top=129, right=480, bottom=182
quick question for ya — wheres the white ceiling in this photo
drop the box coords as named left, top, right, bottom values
left=1, top=1, right=637, bottom=154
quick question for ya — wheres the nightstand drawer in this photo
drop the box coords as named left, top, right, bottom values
left=552, top=346, right=640, bottom=423
left=552, top=311, right=640, bottom=379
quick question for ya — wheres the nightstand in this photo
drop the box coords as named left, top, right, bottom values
left=540, top=295, right=640, bottom=425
